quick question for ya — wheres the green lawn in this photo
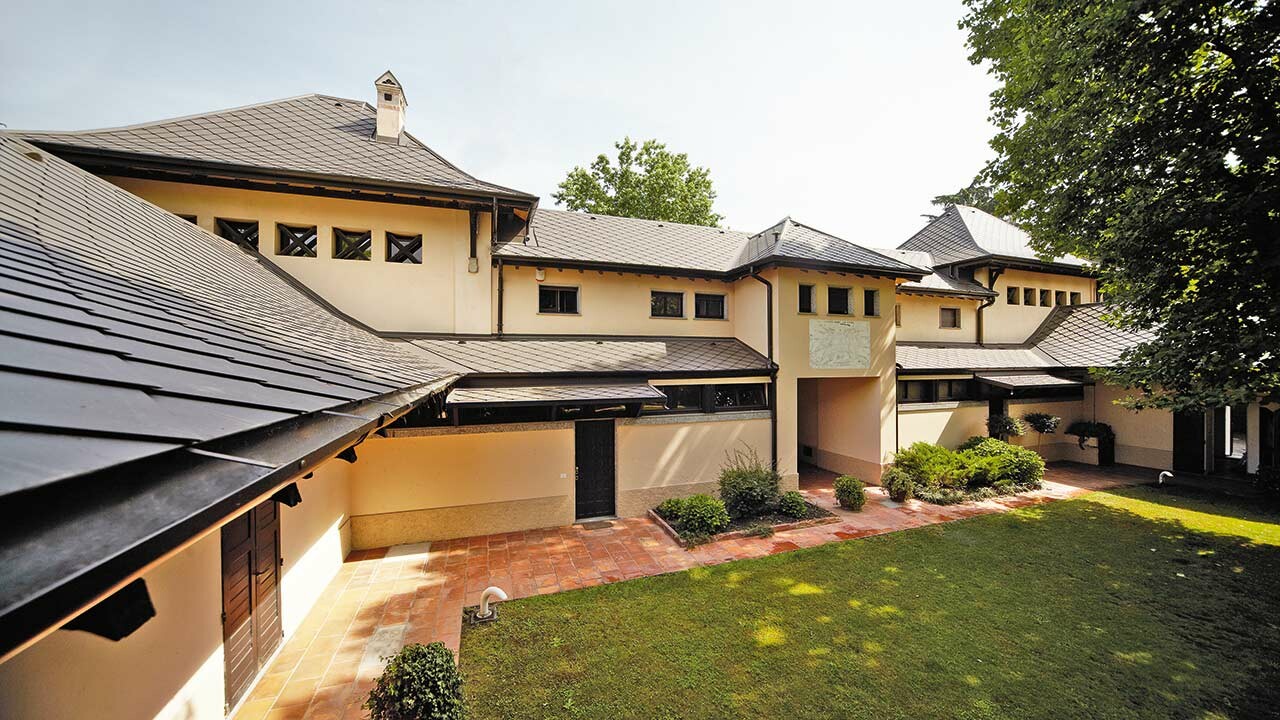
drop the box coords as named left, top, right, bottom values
left=461, top=486, right=1280, bottom=719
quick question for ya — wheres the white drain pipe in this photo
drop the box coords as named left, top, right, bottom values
left=477, top=586, right=509, bottom=620
left=1158, top=471, right=1172, bottom=486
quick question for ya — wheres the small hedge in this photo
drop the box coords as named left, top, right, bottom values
left=778, top=490, right=808, bottom=518
left=679, top=494, right=731, bottom=534
left=834, top=475, right=866, bottom=511
left=882, top=467, right=915, bottom=503
left=365, top=642, right=463, bottom=720
left=892, top=438, right=1045, bottom=505
left=718, top=446, right=781, bottom=518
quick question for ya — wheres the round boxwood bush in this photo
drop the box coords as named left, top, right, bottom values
left=679, top=494, right=731, bottom=534
left=718, top=447, right=780, bottom=518
left=778, top=490, right=808, bottom=518
left=655, top=496, right=687, bottom=521
left=881, top=467, right=914, bottom=503
left=833, top=475, right=866, bottom=511
left=364, top=642, right=463, bottom=720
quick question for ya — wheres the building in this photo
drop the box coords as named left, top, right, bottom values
left=1, top=73, right=1275, bottom=719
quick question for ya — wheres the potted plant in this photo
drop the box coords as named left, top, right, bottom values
left=986, top=414, right=1025, bottom=442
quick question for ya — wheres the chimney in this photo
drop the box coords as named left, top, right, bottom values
left=374, top=71, right=407, bottom=143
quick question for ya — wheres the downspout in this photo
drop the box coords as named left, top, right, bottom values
left=749, top=269, right=778, bottom=468
left=976, top=266, right=1005, bottom=345
left=496, top=257, right=505, bottom=337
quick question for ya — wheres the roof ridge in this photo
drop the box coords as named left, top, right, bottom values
left=786, top=218, right=930, bottom=274
left=537, top=208, right=744, bottom=235
left=13, top=93, right=331, bottom=137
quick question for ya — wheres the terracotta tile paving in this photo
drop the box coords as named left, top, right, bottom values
left=233, top=462, right=1148, bottom=720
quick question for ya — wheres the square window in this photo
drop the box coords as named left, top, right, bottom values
left=895, top=303, right=902, bottom=327
left=863, top=288, right=880, bottom=317
left=827, top=287, right=850, bottom=315
left=1007, top=286, right=1020, bottom=305
left=277, top=224, right=317, bottom=257
left=940, top=307, right=961, bottom=328
left=386, top=232, right=423, bottom=264
left=651, top=291, right=684, bottom=318
left=897, top=380, right=930, bottom=403
left=1039, top=289, right=1051, bottom=307
left=333, top=228, right=372, bottom=261
left=215, top=218, right=259, bottom=250
left=798, top=284, right=815, bottom=313
left=1070, top=291, right=1082, bottom=305
left=1023, top=287, right=1036, bottom=305
left=538, top=285, right=578, bottom=314
left=936, top=380, right=973, bottom=401
left=694, top=293, right=726, bottom=319
left=1055, top=290, right=1067, bottom=306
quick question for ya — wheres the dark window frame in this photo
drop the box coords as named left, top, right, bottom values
left=693, top=292, right=726, bottom=320
left=863, top=288, right=880, bottom=317
left=940, top=306, right=961, bottom=329
left=898, top=380, right=933, bottom=403
left=827, top=286, right=851, bottom=315
left=277, top=223, right=318, bottom=257
left=1039, top=289, right=1052, bottom=307
left=1007, top=286, right=1020, bottom=305
left=651, top=290, right=685, bottom=318
left=538, top=285, right=579, bottom=315
left=1069, top=291, right=1082, bottom=305
left=386, top=231, right=423, bottom=264
left=713, top=384, right=769, bottom=411
left=1023, top=287, right=1036, bottom=306
left=642, top=385, right=708, bottom=414
left=215, top=218, right=259, bottom=251
left=1055, top=290, right=1067, bottom=306
left=798, top=284, right=815, bottom=314
left=894, top=303, right=902, bottom=327
left=332, top=227, right=372, bottom=261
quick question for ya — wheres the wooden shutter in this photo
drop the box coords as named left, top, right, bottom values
left=221, top=500, right=284, bottom=711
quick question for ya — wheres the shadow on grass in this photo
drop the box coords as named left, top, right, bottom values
left=461, top=487, right=1280, bottom=720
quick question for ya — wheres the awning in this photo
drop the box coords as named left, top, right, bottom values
left=976, top=372, right=1081, bottom=390
left=446, top=383, right=666, bottom=407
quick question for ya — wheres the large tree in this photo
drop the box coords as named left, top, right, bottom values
left=553, top=137, right=722, bottom=226
left=932, top=183, right=997, bottom=212
left=962, top=0, right=1279, bottom=409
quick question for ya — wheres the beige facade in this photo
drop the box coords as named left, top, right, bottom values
left=898, top=400, right=990, bottom=451
left=104, top=177, right=493, bottom=334
left=895, top=294, right=981, bottom=343
left=0, top=460, right=353, bottom=720
left=981, top=267, right=1097, bottom=344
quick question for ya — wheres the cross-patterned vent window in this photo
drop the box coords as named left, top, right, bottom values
left=863, top=289, right=880, bottom=317
left=539, top=285, right=579, bottom=314
left=386, top=232, right=423, bottom=264
left=277, top=224, right=317, bottom=257
left=694, top=293, right=726, bottom=320
left=215, top=218, right=259, bottom=251
left=1055, top=290, right=1067, bottom=306
left=1023, top=288, right=1036, bottom=305
left=1039, top=289, right=1051, bottom=307
left=333, top=228, right=372, bottom=261
left=1070, top=291, right=1082, bottom=305
left=651, top=291, right=684, bottom=318
left=1007, top=286, right=1020, bottom=304
left=827, top=287, right=850, bottom=315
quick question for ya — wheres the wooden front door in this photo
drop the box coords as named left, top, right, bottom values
left=1173, top=410, right=1206, bottom=473
left=575, top=420, right=616, bottom=519
left=221, top=499, right=282, bottom=711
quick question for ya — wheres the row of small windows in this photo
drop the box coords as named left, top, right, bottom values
left=898, top=379, right=1085, bottom=404
left=1006, top=286, right=1083, bottom=307
left=798, top=284, right=880, bottom=317
left=205, top=218, right=423, bottom=264
left=537, top=286, right=728, bottom=320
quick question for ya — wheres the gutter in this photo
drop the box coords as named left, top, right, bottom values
left=975, top=266, right=1005, bottom=344
left=748, top=269, right=779, bottom=468
left=0, top=376, right=456, bottom=663
left=496, top=258, right=505, bottom=336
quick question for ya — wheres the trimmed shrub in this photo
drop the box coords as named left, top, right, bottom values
left=1023, top=412, right=1062, bottom=435
left=882, top=467, right=914, bottom=503
left=914, top=487, right=968, bottom=505
left=655, top=496, right=687, bottom=521
left=1065, top=420, right=1115, bottom=448
left=833, top=475, right=866, bottom=511
left=960, top=452, right=1004, bottom=487
left=963, top=437, right=1019, bottom=458
left=987, top=414, right=1025, bottom=440
left=957, top=435, right=989, bottom=452
left=365, top=642, right=463, bottom=720
left=778, top=490, right=808, bottom=518
left=718, top=446, right=780, bottom=518
left=679, top=494, right=731, bottom=534
left=893, top=442, right=965, bottom=488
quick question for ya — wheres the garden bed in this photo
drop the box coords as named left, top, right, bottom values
left=649, top=501, right=837, bottom=547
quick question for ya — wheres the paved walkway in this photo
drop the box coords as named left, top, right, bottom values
left=233, top=462, right=1148, bottom=720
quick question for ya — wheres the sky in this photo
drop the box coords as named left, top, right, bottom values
left=1, top=0, right=999, bottom=247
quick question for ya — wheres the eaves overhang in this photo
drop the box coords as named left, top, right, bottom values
left=946, top=254, right=1097, bottom=278
left=0, top=375, right=456, bottom=663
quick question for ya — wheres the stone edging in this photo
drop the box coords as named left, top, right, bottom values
left=647, top=509, right=841, bottom=549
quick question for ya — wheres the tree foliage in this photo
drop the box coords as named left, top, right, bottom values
left=553, top=137, right=722, bottom=226
left=932, top=183, right=997, bottom=212
left=961, top=0, right=1280, bottom=409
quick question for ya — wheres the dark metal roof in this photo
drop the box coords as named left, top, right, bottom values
left=0, top=133, right=456, bottom=658
left=878, top=248, right=995, bottom=298
left=406, top=334, right=774, bottom=377
left=446, top=383, right=664, bottom=406
left=897, top=303, right=1151, bottom=372
left=15, top=94, right=534, bottom=202
left=976, top=372, right=1082, bottom=389
left=898, top=205, right=1088, bottom=269
left=498, top=210, right=926, bottom=279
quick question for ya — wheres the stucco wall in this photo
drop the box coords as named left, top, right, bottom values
left=104, top=177, right=491, bottom=334
left=1008, top=398, right=1091, bottom=461
left=898, top=401, right=990, bottom=451
left=1090, top=384, right=1174, bottom=469
left=615, top=414, right=773, bottom=516
left=983, top=268, right=1097, bottom=344
left=500, top=265, right=738, bottom=337
left=347, top=427, right=576, bottom=547
left=894, top=294, right=980, bottom=343
left=797, top=376, right=891, bottom=481
left=0, top=534, right=226, bottom=720
left=279, top=459, right=352, bottom=638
